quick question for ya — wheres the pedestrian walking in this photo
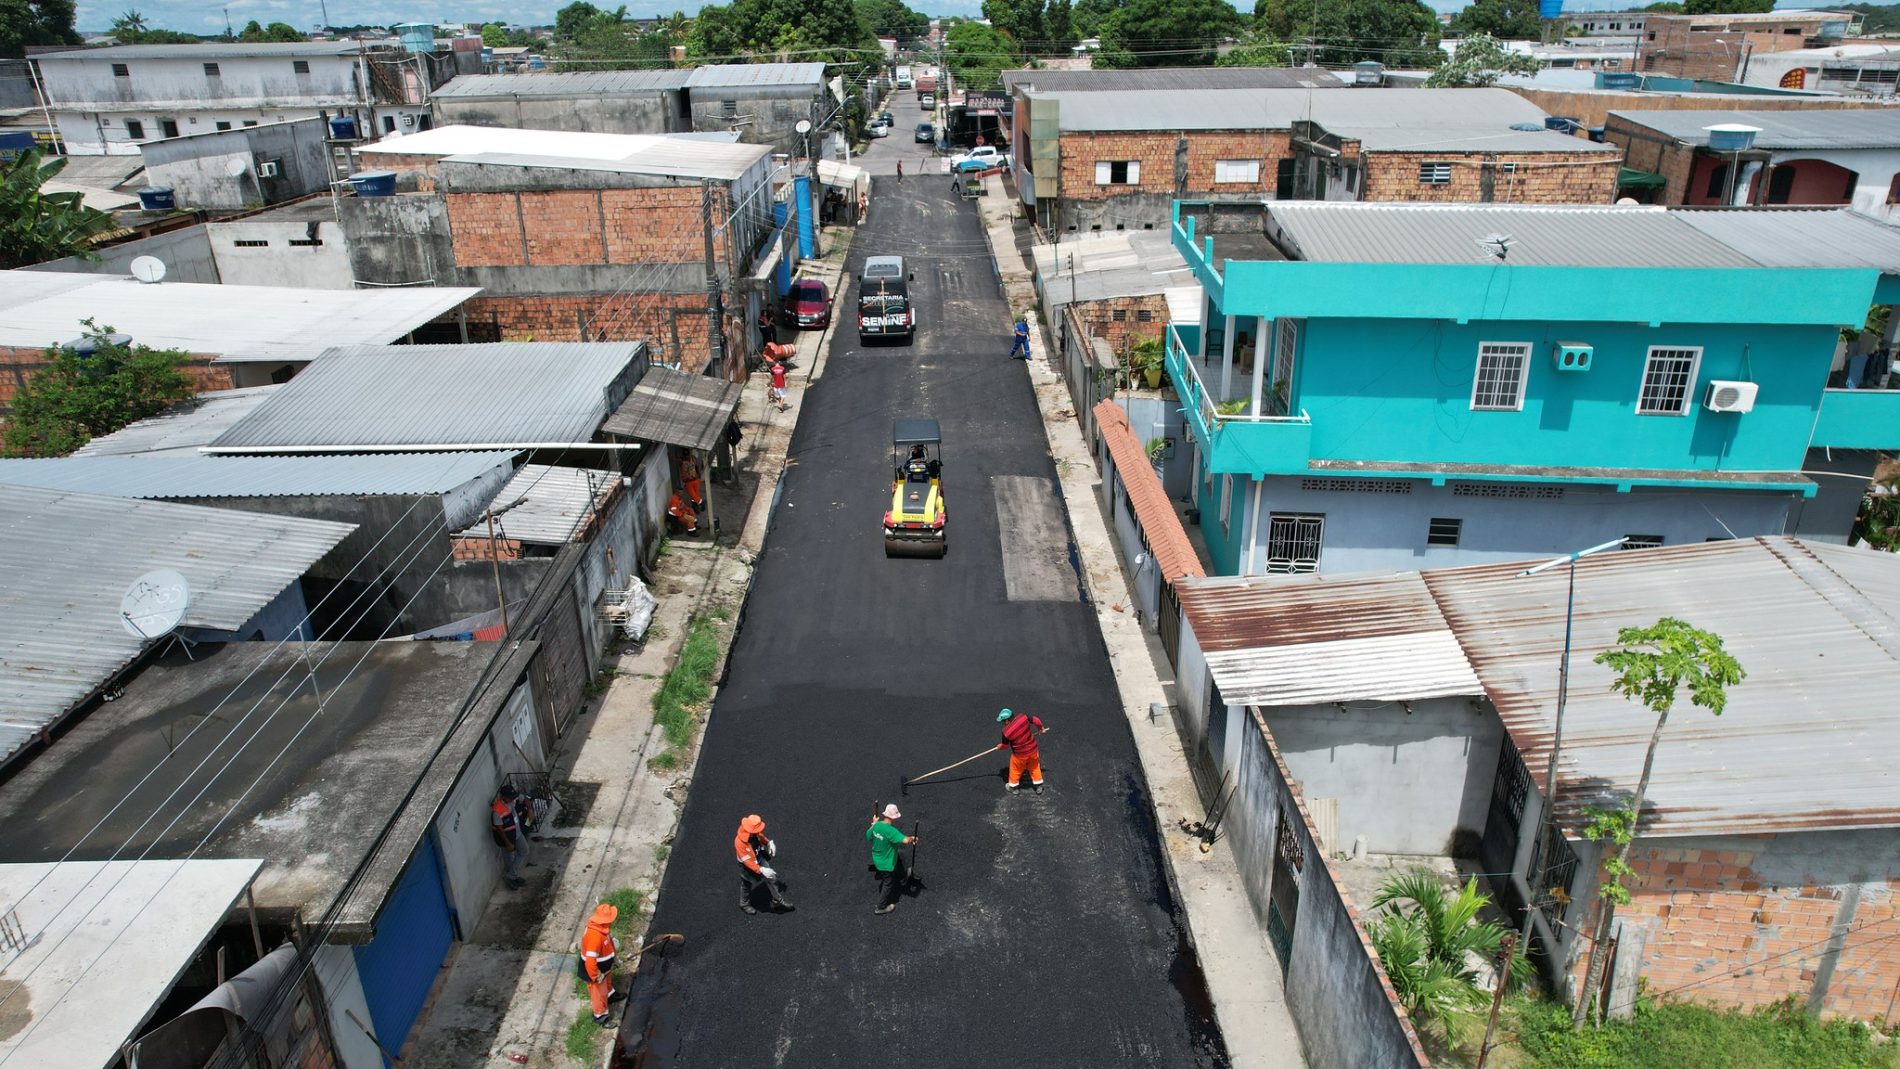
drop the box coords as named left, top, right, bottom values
left=997, top=708, right=1047, bottom=792
left=735, top=814, right=794, bottom=914
left=1009, top=314, right=1031, bottom=359
left=896, top=159, right=904, bottom=182
left=866, top=803, right=916, bottom=915
left=951, top=171, right=962, bottom=195
left=769, top=357, right=788, bottom=411
left=579, top=901, right=625, bottom=1027
left=491, top=783, right=529, bottom=887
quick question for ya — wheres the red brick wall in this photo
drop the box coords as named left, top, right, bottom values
left=1057, top=130, right=1292, bottom=201
left=1505, top=86, right=1888, bottom=135
left=1362, top=151, right=1622, bottom=204
left=1073, top=294, right=1170, bottom=355
left=362, top=153, right=444, bottom=192
left=446, top=188, right=725, bottom=269
left=0, top=344, right=232, bottom=409
left=462, top=293, right=736, bottom=374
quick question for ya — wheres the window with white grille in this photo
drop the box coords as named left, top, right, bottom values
left=1637, top=346, right=1700, bottom=415
left=1622, top=534, right=1663, bottom=549
left=1214, top=159, right=1261, bottom=184
left=1470, top=342, right=1531, bottom=411
left=1264, top=513, right=1324, bottom=573
left=1419, top=162, right=1453, bottom=185
left=1095, top=160, right=1139, bottom=185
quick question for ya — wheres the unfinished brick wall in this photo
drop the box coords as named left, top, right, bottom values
left=1057, top=130, right=1292, bottom=201
left=1504, top=86, right=1887, bottom=133
left=0, top=344, right=232, bottom=409
left=1603, top=114, right=1698, bottom=203
left=1072, top=294, right=1170, bottom=356
left=446, top=188, right=724, bottom=269
left=462, top=293, right=732, bottom=373
left=363, top=153, right=446, bottom=192
left=1642, top=15, right=1836, bottom=81
left=1362, top=151, right=1622, bottom=204
left=1574, top=839, right=1900, bottom=1024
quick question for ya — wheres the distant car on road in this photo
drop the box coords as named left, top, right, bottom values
left=877, top=110, right=894, bottom=125
left=869, top=121, right=892, bottom=138
left=914, top=122, right=934, bottom=143
left=951, top=145, right=1004, bottom=172
left=781, top=279, right=833, bottom=329
left=919, top=92, right=935, bottom=107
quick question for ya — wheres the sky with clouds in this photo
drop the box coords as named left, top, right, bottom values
left=81, top=0, right=1842, bottom=37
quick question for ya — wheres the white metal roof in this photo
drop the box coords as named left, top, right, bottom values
left=36, top=41, right=373, bottom=60
left=1264, top=202, right=1761, bottom=268
left=359, top=124, right=679, bottom=160
left=685, top=62, right=825, bottom=87
left=0, top=273, right=480, bottom=360
left=1673, top=208, right=1900, bottom=272
left=430, top=70, right=691, bottom=98
left=0, top=486, right=355, bottom=763
left=446, top=141, right=770, bottom=182
left=1033, top=230, right=1195, bottom=304
left=459, top=464, right=618, bottom=546
left=0, top=452, right=516, bottom=500
left=1610, top=108, right=1900, bottom=150
left=72, top=386, right=281, bottom=457
left=208, top=342, right=643, bottom=452
left=0, top=859, right=265, bottom=1069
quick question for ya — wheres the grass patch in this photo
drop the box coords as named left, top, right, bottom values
left=583, top=667, right=619, bottom=699
left=655, top=843, right=670, bottom=862
left=651, top=616, right=720, bottom=749
left=647, top=750, right=679, bottom=772
left=565, top=1005, right=603, bottom=1063
left=1495, top=997, right=1897, bottom=1069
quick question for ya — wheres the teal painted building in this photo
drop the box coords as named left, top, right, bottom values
left=1168, top=202, right=1900, bottom=576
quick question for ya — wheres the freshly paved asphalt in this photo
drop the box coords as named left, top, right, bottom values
left=634, top=95, right=1230, bottom=1068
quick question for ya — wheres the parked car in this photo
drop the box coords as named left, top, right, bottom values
left=869, top=121, right=892, bottom=138
left=780, top=278, right=833, bottom=329
left=877, top=110, right=894, bottom=125
left=859, top=278, right=914, bottom=345
left=919, top=92, right=935, bottom=107
left=951, top=145, right=1004, bottom=172
left=914, top=122, right=934, bottom=143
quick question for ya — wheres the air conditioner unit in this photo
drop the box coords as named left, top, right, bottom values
left=1704, top=379, right=1758, bottom=413
left=1552, top=341, right=1593, bottom=372
left=255, top=159, right=280, bottom=179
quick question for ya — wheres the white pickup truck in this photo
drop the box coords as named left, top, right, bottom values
left=950, top=145, right=1007, bottom=173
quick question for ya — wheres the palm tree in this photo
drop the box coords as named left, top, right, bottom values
left=1368, top=869, right=1530, bottom=1041
left=664, top=10, right=690, bottom=38
left=111, top=10, right=149, bottom=39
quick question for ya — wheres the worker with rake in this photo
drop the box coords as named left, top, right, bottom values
left=997, top=708, right=1047, bottom=792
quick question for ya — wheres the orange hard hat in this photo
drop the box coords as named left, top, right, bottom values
left=591, top=902, right=618, bottom=925
left=740, top=814, right=766, bottom=834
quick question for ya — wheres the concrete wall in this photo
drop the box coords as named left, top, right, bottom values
left=1264, top=697, right=1502, bottom=856
left=39, top=53, right=366, bottom=110
left=209, top=218, right=356, bottom=288
left=312, top=943, right=383, bottom=1069
left=29, top=223, right=221, bottom=283
left=340, top=193, right=456, bottom=287
left=139, top=118, right=331, bottom=209
left=433, top=93, right=679, bottom=136
left=433, top=678, right=547, bottom=941
left=683, top=86, right=823, bottom=156
left=1101, top=446, right=1164, bottom=630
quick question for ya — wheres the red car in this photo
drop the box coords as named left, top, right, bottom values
left=780, top=279, right=833, bottom=329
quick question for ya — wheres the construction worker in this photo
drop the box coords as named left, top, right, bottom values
left=678, top=452, right=705, bottom=511
left=491, top=783, right=528, bottom=887
left=735, top=814, right=793, bottom=914
left=997, top=708, right=1047, bottom=792
left=579, top=902, right=624, bottom=1027
left=667, top=491, right=698, bottom=533
left=867, top=803, right=916, bottom=915
left=1009, top=315, right=1031, bottom=359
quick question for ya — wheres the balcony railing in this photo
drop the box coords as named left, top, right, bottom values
left=1167, top=324, right=1313, bottom=476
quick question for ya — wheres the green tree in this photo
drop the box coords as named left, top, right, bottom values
left=1256, top=0, right=1440, bottom=66
left=556, top=1, right=604, bottom=40
left=0, top=150, right=115, bottom=270
left=945, top=20, right=1017, bottom=88
left=1095, top=0, right=1240, bottom=67
left=112, top=8, right=146, bottom=36
left=482, top=22, right=509, bottom=46
left=1071, top=0, right=1120, bottom=37
left=1851, top=477, right=1900, bottom=550
left=2, top=322, right=197, bottom=457
left=1, top=0, right=80, bottom=58
left=1367, top=869, right=1531, bottom=1043
left=856, top=0, right=929, bottom=42
left=1448, top=0, right=1544, bottom=40
left=1426, top=32, right=1539, bottom=86
left=1573, top=618, right=1745, bottom=1026
left=107, top=7, right=198, bottom=44
left=1642, top=1, right=1685, bottom=10
left=662, top=9, right=691, bottom=37
left=1215, top=30, right=1290, bottom=66
left=684, top=0, right=877, bottom=63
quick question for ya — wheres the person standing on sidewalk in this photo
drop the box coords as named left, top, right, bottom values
left=491, top=783, right=529, bottom=887
left=579, top=901, right=624, bottom=1027
left=768, top=356, right=789, bottom=411
left=998, top=708, right=1047, bottom=792
left=867, top=803, right=916, bottom=915
left=1009, top=315, right=1031, bottom=359
left=735, top=814, right=794, bottom=914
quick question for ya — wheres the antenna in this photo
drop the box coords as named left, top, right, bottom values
left=1477, top=233, right=1515, bottom=261
left=120, top=569, right=198, bottom=660
left=127, top=256, right=167, bottom=284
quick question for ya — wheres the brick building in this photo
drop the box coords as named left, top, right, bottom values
left=1013, top=86, right=1619, bottom=233
left=336, top=125, right=795, bottom=376
left=1638, top=10, right=1859, bottom=82
left=1503, top=77, right=1894, bottom=135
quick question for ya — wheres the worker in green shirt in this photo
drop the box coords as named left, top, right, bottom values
left=866, top=803, right=917, bottom=915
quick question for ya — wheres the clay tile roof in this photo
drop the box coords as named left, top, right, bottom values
left=1093, top=401, right=1205, bottom=587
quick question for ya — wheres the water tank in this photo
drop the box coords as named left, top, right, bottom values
left=61, top=333, right=133, bottom=356
left=1598, top=71, right=1641, bottom=90
left=348, top=170, right=397, bottom=197
left=327, top=115, right=359, bottom=140
left=1544, top=116, right=1582, bottom=134
left=1704, top=123, right=1762, bottom=152
left=395, top=22, right=434, bottom=53
left=136, top=186, right=175, bottom=211
left=1538, top=0, right=1563, bottom=17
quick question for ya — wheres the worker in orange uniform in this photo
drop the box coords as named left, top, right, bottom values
left=997, top=707, right=1047, bottom=792
left=491, top=783, right=529, bottom=887
left=579, top=901, right=625, bottom=1027
left=678, top=452, right=704, bottom=511
left=734, top=814, right=794, bottom=914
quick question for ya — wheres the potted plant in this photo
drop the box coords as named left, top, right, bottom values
left=1128, top=338, right=1165, bottom=390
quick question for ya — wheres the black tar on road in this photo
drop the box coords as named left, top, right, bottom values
left=635, top=156, right=1230, bottom=1067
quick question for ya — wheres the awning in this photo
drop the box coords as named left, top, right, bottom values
left=602, top=366, right=742, bottom=452
left=816, top=158, right=869, bottom=196
left=1617, top=167, right=1667, bottom=190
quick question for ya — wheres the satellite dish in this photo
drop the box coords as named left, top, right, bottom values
left=795, top=119, right=813, bottom=134
left=120, top=569, right=190, bottom=639
left=224, top=157, right=249, bottom=176
left=128, top=255, right=167, bottom=284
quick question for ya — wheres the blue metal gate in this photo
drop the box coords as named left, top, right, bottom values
left=353, top=834, right=454, bottom=1065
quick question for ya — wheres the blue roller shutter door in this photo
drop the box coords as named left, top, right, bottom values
left=353, top=835, right=454, bottom=1065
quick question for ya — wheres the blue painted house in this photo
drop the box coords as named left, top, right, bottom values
left=1168, top=202, right=1900, bottom=576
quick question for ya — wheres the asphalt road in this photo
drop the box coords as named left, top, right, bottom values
left=633, top=101, right=1230, bottom=1068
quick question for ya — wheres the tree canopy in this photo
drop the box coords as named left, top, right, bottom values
left=1426, top=32, right=1539, bottom=86
left=0, top=0, right=79, bottom=59
left=107, top=8, right=201, bottom=45
left=1095, top=0, right=1241, bottom=67
left=1255, top=0, right=1440, bottom=66
left=238, top=20, right=306, bottom=42
left=982, top=0, right=1078, bottom=51
left=1216, top=31, right=1291, bottom=66
left=855, top=0, right=929, bottom=43
left=3, top=323, right=197, bottom=458
left=1447, top=0, right=1544, bottom=40
left=686, top=0, right=878, bottom=63
left=944, top=21, right=1016, bottom=88
left=0, top=150, right=115, bottom=271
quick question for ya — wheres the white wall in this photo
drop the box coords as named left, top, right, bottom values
left=57, top=105, right=433, bottom=155
left=1767, top=146, right=1900, bottom=224
left=39, top=53, right=366, bottom=109
left=312, top=943, right=384, bottom=1069
left=209, top=220, right=357, bottom=289
left=432, top=681, right=545, bottom=940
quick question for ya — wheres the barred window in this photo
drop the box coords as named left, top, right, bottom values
left=1264, top=513, right=1324, bottom=573
left=1622, top=534, right=1663, bottom=549
left=1419, top=162, right=1453, bottom=185
left=293, top=59, right=311, bottom=74
left=112, top=63, right=130, bottom=77
left=1470, top=342, right=1531, bottom=411
left=1427, top=518, right=1462, bottom=546
left=203, top=62, right=220, bottom=77
left=1638, top=346, right=1700, bottom=415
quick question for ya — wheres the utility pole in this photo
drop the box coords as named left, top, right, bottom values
left=701, top=179, right=727, bottom=378
left=1476, top=932, right=1517, bottom=1069
left=485, top=509, right=511, bottom=633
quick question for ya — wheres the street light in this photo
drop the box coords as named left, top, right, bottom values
left=1514, top=536, right=1626, bottom=933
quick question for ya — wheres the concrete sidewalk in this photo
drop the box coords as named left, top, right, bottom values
left=974, top=175, right=1308, bottom=1069
left=399, top=228, right=855, bottom=1069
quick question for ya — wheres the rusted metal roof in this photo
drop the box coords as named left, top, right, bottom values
left=1421, top=536, right=1900, bottom=838
left=1094, top=402, right=1205, bottom=588
left=1176, top=571, right=1483, bottom=706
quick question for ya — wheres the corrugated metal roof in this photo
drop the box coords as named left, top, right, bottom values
left=209, top=343, right=643, bottom=451
left=0, top=273, right=480, bottom=360
left=1178, top=571, right=1483, bottom=705
left=1419, top=536, right=1900, bottom=837
left=601, top=366, right=741, bottom=451
left=1610, top=108, right=1900, bottom=150
left=1265, top=203, right=1760, bottom=267
left=1672, top=208, right=1900, bottom=272
left=1034, top=230, right=1195, bottom=304
left=685, top=62, right=825, bottom=87
left=36, top=41, right=373, bottom=61
left=0, top=486, right=354, bottom=765
left=429, top=70, right=690, bottom=99
left=359, top=124, right=677, bottom=160
left=0, top=452, right=515, bottom=499
left=1026, top=88, right=1322, bottom=132
left=72, top=386, right=281, bottom=457
left=460, top=464, right=618, bottom=546
left=445, top=141, right=769, bottom=182
left=1094, top=402, right=1205, bottom=588
left=1004, top=66, right=1344, bottom=91
left=1306, top=88, right=1619, bottom=153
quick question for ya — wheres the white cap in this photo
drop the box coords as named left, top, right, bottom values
left=882, top=803, right=902, bottom=820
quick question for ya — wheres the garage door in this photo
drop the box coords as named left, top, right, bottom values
left=353, top=834, right=454, bottom=1065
